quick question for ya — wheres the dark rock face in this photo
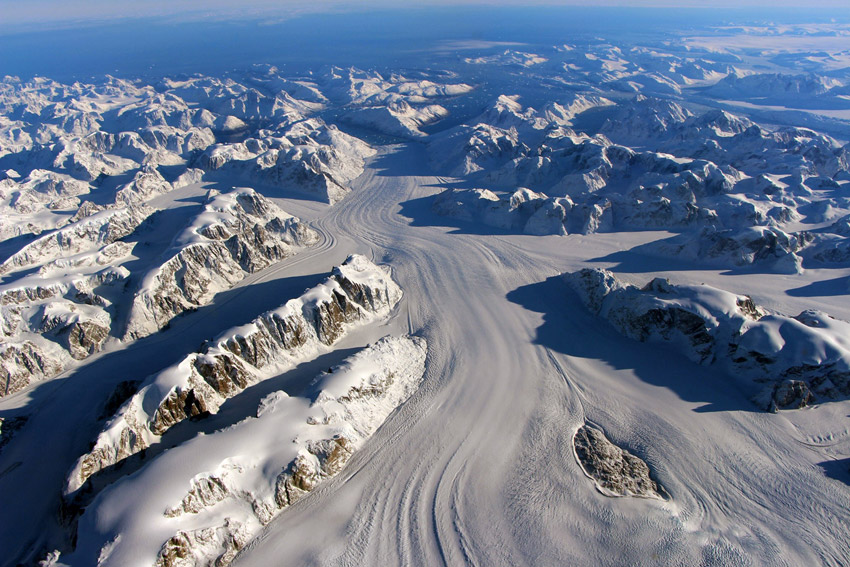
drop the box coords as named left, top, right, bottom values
left=146, top=265, right=385, bottom=438
left=573, top=425, right=665, bottom=499
left=218, top=312, right=310, bottom=368
left=99, top=381, right=140, bottom=420
left=770, top=380, right=815, bottom=411
left=564, top=268, right=850, bottom=410
left=150, top=387, right=210, bottom=436
left=154, top=532, right=193, bottom=567
left=0, top=273, right=125, bottom=399
left=77, top=426, right=145, bottom=487
left=62, top=319, right=110, bottom=360
left=782, top=362, right=850, bottom=401
left=0, top=341, right=62, bottom=396
left=0, top=284, right=63, bottom=305
left=0, top=415, right=28, bottom=453
left=312, top=289, right=362, bottom=344
left=614, top=305, right=715, bottom=363
left=195, top=353, right=252, bottom=397
left=736, top=296, right=763, bottom=320
left=69, top=255, right=402, bottom=494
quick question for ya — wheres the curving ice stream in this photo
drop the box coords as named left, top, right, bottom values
left=1, top=142, right=848, bottom=566
left=234, top=143, right=850, bottom=566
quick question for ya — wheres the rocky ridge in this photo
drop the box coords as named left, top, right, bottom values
left=0, top=204, right=152, bottom=275
left=67, top=255, right=403, bottom=494
left=124, top=188, right=318, bottom=339
left=68, top=335, right=426, bottom=567
left=564, top=268, right=850, bottom=409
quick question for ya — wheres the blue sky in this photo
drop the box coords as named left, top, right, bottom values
left=2, top=0, right=848, bottom=30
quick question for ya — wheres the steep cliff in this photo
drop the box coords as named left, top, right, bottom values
left=68, top=255, right=402, bottom=494
left=564, top=268, right=850, bottom=408
left=124, top=188, right=318, bottom=339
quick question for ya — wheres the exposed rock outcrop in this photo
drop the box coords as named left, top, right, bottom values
left=431, top=185, right=725, bottom=236
left=573, top=424, right=665, bottom=499
left=0, top=414, right=28, bottom=452
left=67, top=255, right=402, bottom=494
left=124, top=188, right=318, bottom=339
left=564, top=268, right=850, bottom=408
left=40, top=303, right=111, bottom=360
left=1, top=340, right=63, bottom=397
left=769, top=380, right=815, bottom=411
left=153, top=519, right=250, bottom=567
left=114, top=166, right=173, bottom=206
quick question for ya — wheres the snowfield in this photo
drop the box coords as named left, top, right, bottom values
left=1, top=15, right=850, bottom=567
left=66, top=254, right=403, bottom=497
left=67, top=334, right=427, bottom=567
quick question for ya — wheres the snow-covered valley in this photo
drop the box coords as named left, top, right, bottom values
left=1, top=12, right=850, bottom=567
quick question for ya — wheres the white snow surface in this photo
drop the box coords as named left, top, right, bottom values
left=66, top=335, right=427, bottom=567
left=124, top=187, right=319, bottom=339
left=2, top=27, right=850, bottom=567
left=66, top=254, right=402, bottom=495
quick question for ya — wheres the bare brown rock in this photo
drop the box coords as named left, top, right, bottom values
left=150, top=387, right=210, bottom=436
left=0, top=341, right=63, bottom=396
left=770, top=379, right=815, bottom=411
left=573, top=424, right=665, bottom=499
left=165, top=475, right=229, bottom=517
left=63, top=319, right=110, bottom=360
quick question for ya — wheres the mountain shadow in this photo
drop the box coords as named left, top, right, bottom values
left=507, top=274, right=759, bottom=414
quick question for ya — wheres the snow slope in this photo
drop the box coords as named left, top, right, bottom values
left=67, top=255, right=402, bottom=496
left=1, top=23, right=850, bottom=567
left=67, top=335, right=427, bottom=567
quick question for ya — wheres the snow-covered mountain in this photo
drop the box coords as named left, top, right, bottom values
left=68, top=254, right=402, bottom=495
left=68, top=334, right=426, bottom=567
left=2, top=18, right=850, bottom=567
left=124, top=188, right=319, bottom=339
left=565, top=268, right=850, bottom=409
